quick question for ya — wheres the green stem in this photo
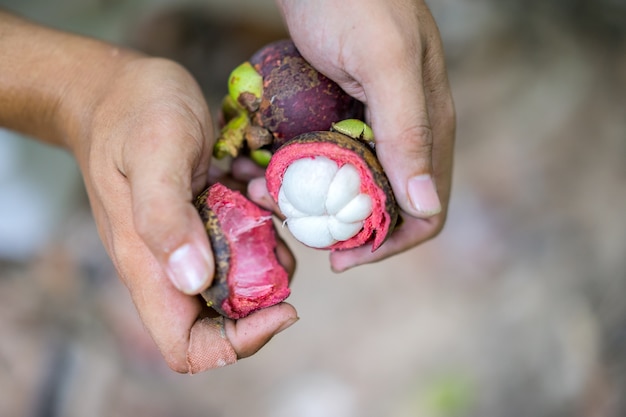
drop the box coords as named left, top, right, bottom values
left=213, top=112, right=249, bottom=159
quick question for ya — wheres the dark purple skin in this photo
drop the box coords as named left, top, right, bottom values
left=249, top=40, right=364, bottom=149
left=250, top=39, right=302, bottom=78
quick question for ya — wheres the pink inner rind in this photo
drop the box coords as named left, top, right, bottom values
left=266, top=142, right=391, bottom=251
left=207, top=184, right=290, bottom=319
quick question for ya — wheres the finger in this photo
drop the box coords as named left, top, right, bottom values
left=421, top=37, right=456, bottom=213
left=208, top=164, right=227, bottom=184
left=338, top=28, right=454, bottom=268
left=187, top=303, right=298, bottom=373
left=222, top=303, right=298, bottom=359
left=275, top=237, right=297, bottom=278
left=208, top=157, right=267, bottom=195
left=283, top=3, right=445, bottom=219
left=231, top=156, right=266, bottom=182
left=329, top=214, right=444, bottom=272
left=123, top=126, right=214, bottom=295
left=115, top=237, right=298, bottom=373
left=247, top=177, right=283, bottom=217
left=187, top=316, right=237, bottom=372
left=108, top=225, right=206, bottom=372
left=361, top=50, right=442, bottom=220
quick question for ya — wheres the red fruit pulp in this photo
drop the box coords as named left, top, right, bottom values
left=206, top=183, right=290, bottom=319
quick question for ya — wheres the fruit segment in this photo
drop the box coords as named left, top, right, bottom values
left=277, top=156, right=374, bottom=248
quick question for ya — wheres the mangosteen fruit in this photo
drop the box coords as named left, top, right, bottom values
left=265, top=120, right=399, bottom=251
left=214, top=39, right=364, bottom=162
left=195, top=182, right=290, bottom=319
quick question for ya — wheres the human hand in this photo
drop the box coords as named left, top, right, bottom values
left=270, top=0, right=455, bottom=271
left=0, top=11, right=298, bottom=373
left=63, top=54, right=298, bottom=372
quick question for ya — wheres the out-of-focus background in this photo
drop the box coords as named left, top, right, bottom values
left=1, top=0, right=625, bottom=416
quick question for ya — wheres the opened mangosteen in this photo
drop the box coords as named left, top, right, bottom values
left=195, top=183, right=290, bottom=319
left=265, top=120, right=399, bottom=251
left=213, top=39, right=397, bottom=252
left=214, top=39, right=364, bottom=162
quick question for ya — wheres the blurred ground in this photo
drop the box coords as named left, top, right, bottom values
left=0, top=0, right=625, bottom=416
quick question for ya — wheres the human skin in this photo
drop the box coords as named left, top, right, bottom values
left=249, top=0, right=456, bottom=271
left=0, top=11, right=298, bottom=373
left=0, top=0, right=455, bottom=372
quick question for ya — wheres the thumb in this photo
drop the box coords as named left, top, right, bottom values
left=363, top=62, right=442, bottom=219
left=125, top=133, right=214, bottom=295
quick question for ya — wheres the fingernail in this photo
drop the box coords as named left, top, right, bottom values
left=276, top=316, right=299, bottom=334
left=167, top=243, right=211, bottom=294
left=408, top=175, right=441, bottom=216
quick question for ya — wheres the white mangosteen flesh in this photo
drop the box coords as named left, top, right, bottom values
left=278, top=156, right=373, bottom=248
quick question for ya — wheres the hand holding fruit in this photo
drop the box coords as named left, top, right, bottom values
left=272, top=0, right=456, bottom=271
left=0, top=0, right=456, bottom=374
left=70, top=57, right=299, bottom=372
left=0, top=12, right=298, bottom=374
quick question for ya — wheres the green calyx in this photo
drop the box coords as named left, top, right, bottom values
left=213, top=93, right=273, bottom=162
left=221, top=94, right=242, bottom=123
left=228, top=61, right=263, bottom=112
left=331, top=119, right=375, bottom=146
left=213, top=61, right=272, bottom=164
left=214, top=112, right=249, bottom=159
left=250, top=149, right=273, bottom=167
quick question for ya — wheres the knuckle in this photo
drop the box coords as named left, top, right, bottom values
left=393, top=123, right=435, bottom=160
left=379, top=122, right=433, bottom=150
left=408, top=123, right=435, bottom=148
